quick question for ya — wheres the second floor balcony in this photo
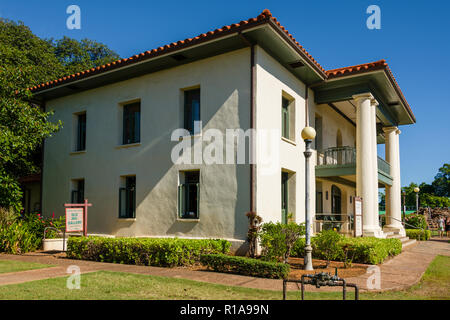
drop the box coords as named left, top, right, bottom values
left=316, top=146, right=393, bottom=186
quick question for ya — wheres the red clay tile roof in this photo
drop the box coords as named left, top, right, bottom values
left=28, top=9, right=413, bottom=122
left=29, top=9, right=325, bottom=93
left=326, top=59, right=387, bottom=78
left=326, top=59, right=415, bottom=122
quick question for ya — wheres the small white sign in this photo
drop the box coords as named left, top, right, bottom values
left=354, top=197, right=363, bottom=237
left=66, top=208, right=84, bottom=232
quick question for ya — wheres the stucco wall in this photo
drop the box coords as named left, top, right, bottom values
left=314, top=104, right=356, bottom=150
left=254, top=46, right=315, bottom=226
left=42, top=48, right=251, bottom=242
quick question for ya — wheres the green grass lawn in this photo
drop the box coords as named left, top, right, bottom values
left=0, top=255, right=448, bottom=300
left=0, top=260, right=53, bottom=274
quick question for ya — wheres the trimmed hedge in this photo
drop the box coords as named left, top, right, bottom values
left=406, top=229, right=431, bottom=241
left=200, top=254, right=290, bottom=279
left=67, top=236, right=231, bottom=267
left=291, top=236, right=402, bottom=265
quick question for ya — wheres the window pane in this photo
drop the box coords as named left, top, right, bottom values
left=123, top=103, right=140, bottom=144
left=119, top=188, right=126, bottom=218
left=184, top=89, right=200, bottom=134
left=282, top=97, right=289, bottom=139
left=77, top=114, right=86, bottom=151
left=126, top=176, right=136, bottom=218
left=180, top=171, right=199, bottom=219
left=77, top=180, right=85, bottom=203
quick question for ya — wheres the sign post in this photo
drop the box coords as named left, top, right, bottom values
left=353, top=197, right=363, bottom=237
left=64, top=199, right=92, bottom=236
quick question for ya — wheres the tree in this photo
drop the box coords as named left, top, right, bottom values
left=402, top=183, right=420, bottom=207
left=432, top=163, right=450, bottom=197
left=52, top=36, right=120, bottom=75
left=0, top=19, right=120, bottom=211
left=0, top=66, right=61, bottom=211
left=0, top=19, right=65, bottom=86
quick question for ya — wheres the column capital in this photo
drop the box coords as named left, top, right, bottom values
left=370, top=98, right=379, bottom=107
left=382, top=126, right=401, bottom=135
left=352, top=92, right=374, bottom=103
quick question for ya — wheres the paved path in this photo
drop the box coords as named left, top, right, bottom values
left=0, top=238, right=448, bottom=292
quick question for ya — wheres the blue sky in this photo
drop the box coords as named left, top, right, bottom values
left=1, top=0, right=449, bottom=186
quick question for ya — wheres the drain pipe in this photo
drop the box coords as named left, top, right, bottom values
left=250, top=44, right=256, bottom=213
left=305, top=84, right=309, bottom=127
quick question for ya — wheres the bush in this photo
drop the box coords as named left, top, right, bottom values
left=291, top=236, right=402, bottom=265
left=312, top=230, right=342, bottom=267
left=406, top=229, right=431, bottom=241
left=259, top=222, right=305, bottom=263
left=67, top=236, right=231, bottom=267
left=200, top=254, right=290, bottom=279
left=0, top=209, right=65, bottom=254
left=405, top=214, right=428, bottom=230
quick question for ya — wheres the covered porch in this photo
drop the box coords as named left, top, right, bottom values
left=311, top=60, right=416, bottom=238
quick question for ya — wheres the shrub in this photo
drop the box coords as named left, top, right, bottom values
left=312, top=230, right=342, bottom=267
left=0, top=209, right=65, bottom=254
left=67, top=236, right=231, bottom=267
left=291, top=236, right=402, bottom=265
left=405, top=214, right=427, bottom=230
left=259, top=222, right=305, bottom=263
left=200, top=254, right=290, bottom=279
left=406, top=229, right=431, bottom=241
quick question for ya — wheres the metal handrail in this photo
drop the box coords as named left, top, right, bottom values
left=388, top=216, right=426, bottom=241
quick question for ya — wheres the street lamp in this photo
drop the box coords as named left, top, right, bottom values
left=414, top=187, right=420, bottom=213
left=301, top=126, right=316, bottom=271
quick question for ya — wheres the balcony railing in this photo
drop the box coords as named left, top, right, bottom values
left=316, top=146, right=391, bottom=176
left=377, top=157, right=391, bottom=176
left=317, top=146, right=356, bottom=166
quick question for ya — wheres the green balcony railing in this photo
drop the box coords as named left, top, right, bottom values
left=377, top=156, right=391, bottom=176
left=317, top=146, right=356, bottom=166
left=316, top=147, right=391, bottom=180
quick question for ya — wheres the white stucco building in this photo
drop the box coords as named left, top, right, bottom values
left=30, top=10, right=416, bottom=252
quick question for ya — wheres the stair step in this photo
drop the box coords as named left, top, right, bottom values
left=401, top=239, right=417, bottom=249
left=386, top=234, right=403, bottom=239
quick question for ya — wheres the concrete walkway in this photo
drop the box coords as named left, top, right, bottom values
left=0, top=238, right=448, bottom=292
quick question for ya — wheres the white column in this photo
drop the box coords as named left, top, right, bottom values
left=353, top=93, right=383, bottom=237
left=370, top=98, right=380, bottom=230
left=383, top=127, right=405, bottom=236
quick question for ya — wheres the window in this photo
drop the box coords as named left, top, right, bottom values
left=71, top=179, right=85, bottom=204
left=76, top=113, right=86, bottom=151
left=119, top=176, right=136, bottom=218
left=282, top=97, right=290, bottom=139
left=178, top=171, right=199, bottom=219
left=184, top=89, right=200, bottom=135
left=281, top=172, right=289, bottom=224
left=123, top=102, right=140, bottom=144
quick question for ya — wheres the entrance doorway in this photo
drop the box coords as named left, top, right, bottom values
left=331, top=185, right=342, bottom=221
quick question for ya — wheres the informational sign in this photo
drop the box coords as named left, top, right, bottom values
left=65, top=207, right=84, bottom=232
left=354, top=197, right=363, bottom=237
left=64, top=199, right=92, bottom=236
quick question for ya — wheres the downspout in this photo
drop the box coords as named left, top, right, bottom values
left=39, top=101, right=46, bottom=215
left=250, top=44, right=256, bottom=213
left=305, top=85, right=309, bottom=127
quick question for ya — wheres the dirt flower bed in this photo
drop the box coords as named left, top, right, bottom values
left=187, top=256, right=368, bottom=279
left=285, top=257, right=368, bottom=279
